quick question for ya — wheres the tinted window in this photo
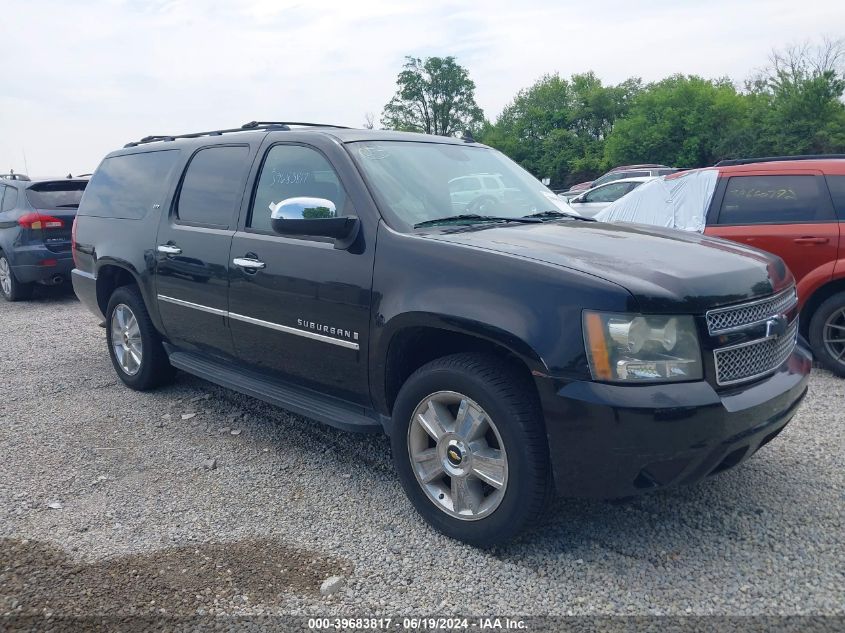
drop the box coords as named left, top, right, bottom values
left=718, top=175, right=831, bottom=224
left=177, top=146, right=250, bottom=228
left=249, top=145, right=348, bottom=232
left=26, top=181, right=86, bottom=209
left=3, top=186, right=17, bottom=211
left=1, top=186, right=11, bottom=211
left=826, top=175, right=845, bottom=220
left=584, top=181, right=633, bottom=203
left=80, top=150, right=180, bottom=219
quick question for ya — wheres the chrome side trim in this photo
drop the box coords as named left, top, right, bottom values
left=157, top=294, right=227, bottom=317
left=228, top=312, right=360, bottom=350
left=156, top=294, right=360, bottom=350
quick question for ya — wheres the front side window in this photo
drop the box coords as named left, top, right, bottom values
left=718, top=175, right=831, bottom=225
left=177, top=146, right=250, bottom=228
left=350, top=142, right=568, bottom=231
left=584, top=182, right=633, bottom=203
left=248, top=145, right=348, bottom=232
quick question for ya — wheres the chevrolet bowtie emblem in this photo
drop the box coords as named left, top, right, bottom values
left=766, top=315, right=788, bottom=338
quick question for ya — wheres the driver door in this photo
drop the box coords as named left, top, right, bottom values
left=227, top=142, right=375, bottom=405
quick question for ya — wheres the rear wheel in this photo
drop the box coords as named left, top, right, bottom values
left=391, top=353, right=552, bottom=546
left=106, top=285, right=175, bottom=390
left=0, top=253, right=34, bottom=302
left=809, top=291, right=845, bottom=377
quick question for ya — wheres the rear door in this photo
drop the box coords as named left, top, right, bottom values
left=155, top=144, right=254, bottom=358
left=705, top=171, right=838, bottom=284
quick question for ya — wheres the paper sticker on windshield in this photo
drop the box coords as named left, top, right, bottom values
left=358, top=145, right=390, bottom=160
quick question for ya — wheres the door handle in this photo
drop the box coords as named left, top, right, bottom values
left=793, top=237, right=829, bottom=245
left=232, top=257, right=266, bottom=271
left=157, top=244, right=182, bottom=255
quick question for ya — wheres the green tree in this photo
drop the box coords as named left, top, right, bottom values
left=481, top=72, right=640, bottom=187
left=743, top=38, right=845, bottom=156
left=603, top=75, right=749, bottom=168
left=382, top=56, right=484, bottom=136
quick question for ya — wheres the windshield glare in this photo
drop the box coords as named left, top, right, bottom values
left=350, top=141, right=570, bottom=230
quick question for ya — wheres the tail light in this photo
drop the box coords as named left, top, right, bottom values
left=18, top=212, right=64, bottom=230
left=71, top=216, right=79, bottom=268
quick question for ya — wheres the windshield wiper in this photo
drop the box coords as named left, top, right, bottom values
left=523, top=210, right=596, bottom=222
left=55, top=204, right=80, bottom=208
left=414, top=214, right=541, bottom=229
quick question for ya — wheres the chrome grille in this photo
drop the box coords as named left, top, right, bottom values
left=714, top=320, right=798, bottom=386
left=706, top=288, right=797, bottom=335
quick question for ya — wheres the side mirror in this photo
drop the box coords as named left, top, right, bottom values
left=571, top=194, right=585, bottom=203
left=269, top=197, right=360, bottom=250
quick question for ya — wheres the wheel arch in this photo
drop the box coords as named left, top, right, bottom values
left=800, top=275, right=845, bottom=338
left=95, top=261, right=146, bottom=317
left=375, top=313, right=548, bottom=419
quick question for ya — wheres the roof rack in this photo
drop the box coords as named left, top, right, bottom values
left=124, top=121, right=350, bottom=148
left=715, top=154, right=845, bottom=167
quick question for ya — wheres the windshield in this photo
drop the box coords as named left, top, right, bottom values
left=349, top=141, right=570, bottom=230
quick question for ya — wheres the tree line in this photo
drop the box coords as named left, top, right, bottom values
left=379, top=39, right=845, bottom=188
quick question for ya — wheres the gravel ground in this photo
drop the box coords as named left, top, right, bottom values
left=1, top=287, right=843, bottom=623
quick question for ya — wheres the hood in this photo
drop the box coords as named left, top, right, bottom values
left=425, top=221, right=793, bottom=314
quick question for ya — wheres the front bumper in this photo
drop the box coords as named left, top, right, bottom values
left=539, top=343, right=812, bottom=498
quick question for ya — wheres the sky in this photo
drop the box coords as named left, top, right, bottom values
left=1, top=0, right=842, bottom=177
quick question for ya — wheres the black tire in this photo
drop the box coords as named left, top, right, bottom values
left=809, top=291, right=845, bottom=378
left=105, top=285, right=176, bottom=390
left=0, top=252, right=34, bottom=302
left=391, top=353, right=552, bottom=547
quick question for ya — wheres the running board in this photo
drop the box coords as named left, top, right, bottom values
left=166, top=349, right=384, bottom=433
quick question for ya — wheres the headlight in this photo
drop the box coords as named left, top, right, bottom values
left=583, top=311, right=702, bottom=382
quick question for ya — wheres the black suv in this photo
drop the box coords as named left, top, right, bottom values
left=0, top=175, right=87, bottom=300
left=72, top=122, right=811, bottom=545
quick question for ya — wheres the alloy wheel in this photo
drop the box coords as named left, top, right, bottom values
left=0, top=257, right=11, bottom=296
left=110, top=304, right=143, bottom=376
left=407, top=391, right=508, bottom=521
left=823, top=307, right=845, bottom=367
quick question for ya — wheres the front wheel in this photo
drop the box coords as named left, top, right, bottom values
left=391, top=353, right=552, bottom=546
left=809, top=291, right=845, bottom=377
left=106, top=285, right=175, bottom=390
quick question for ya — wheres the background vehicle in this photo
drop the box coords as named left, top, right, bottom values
left=73, top=123, right=810, bottom=546
left=0, top=175, right=87, bottom=301
left=562, top=164, right=679, bottom=197
left=448, top=173, right=518, bottom=212
left=565, top=176, right=654, bottom=217
left=597, top=156, right=845, bottom=376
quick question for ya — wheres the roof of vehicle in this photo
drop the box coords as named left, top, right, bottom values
left=607, top=163, right=669, bottom=172
left=580, top=176, right=656, bottom=193
left=120, top=121, right=485, bottom=152
left=666, top=158, right=845, bottom=180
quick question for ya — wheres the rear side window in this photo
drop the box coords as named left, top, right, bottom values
left=80, top=150, right=180, bottom=219
left=26, top=181, right=86, bottom=210
left=1, top=186, right=17, bottom=211
left=482, top=177, right=500, bottom=189
left=176, top=145, right=250, bottom=228
left=826, top=175, right=845, bottom=220
left=717, top=175, right=832, bottom=225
